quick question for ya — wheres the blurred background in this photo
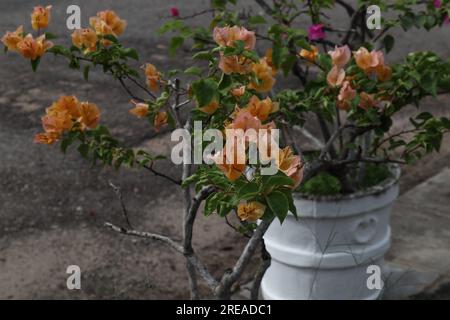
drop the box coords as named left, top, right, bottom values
left=0, top=0, right=449, bottom=299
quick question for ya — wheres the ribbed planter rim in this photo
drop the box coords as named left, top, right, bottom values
left=294, top=163, right=401, bottom=202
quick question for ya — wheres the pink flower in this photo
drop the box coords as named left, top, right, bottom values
left=327, top=66, right=345, bottom=87
left=434, top=0, right=442, bottom=8
left=170, top=7, right=180, bottom=18
left=213, top=26, right=256, bottom=50
left=308, top=24, right=325, bottom=41
left=444, top=15, right=450, bottom=25
left=328, top=45, right=351, bottom=68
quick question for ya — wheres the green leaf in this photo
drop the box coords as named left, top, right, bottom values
left=383, top=35, right=394, bottom=53
left=264, top=175, right=294, bottom=189
left=249, top=15, right=266, bottom=25
left=279, top=188, right=297, bottom=219
left=83, top=65, right=90, bottom=81
left=78, top=143, right=90, bottom=158
left=169, top=36, right=184, bottom=56
left=103, top=34, right=118, bottom=43
left=205, top=193, right=223, bottom=216
left=192, top=78, right=218, bottom=107
left=421, top=73, right=438, bottom=96
left=31, top=58, right=41, bottom=72
left=181, top=173, right=198, bottom=188
left=266, top=191, right=289, bottom=223
left=123, top=48, right=139, bottom=60
left=238, top=182, right=259, bottom=199
left=184, top=66, right=202, bottom=76
left=272, top=43, right=283, bottom=69
left=44, top=32, right=57, bottom=40
left=193, top=51, right=213, bottom=61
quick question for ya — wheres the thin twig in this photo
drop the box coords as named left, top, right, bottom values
left=142, top=163, right=182, bottom=185
left=108, top=181, right=132, bottom=228
left=105, top=222, right=183, bottom=253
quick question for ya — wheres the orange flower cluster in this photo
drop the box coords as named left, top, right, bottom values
left=2, top=6, right=54, bottom=60
left=213, top=26, right=256, bottom=50
left=248, top=59, right=276, bottom=93
left=246, top=95, right=279, bottom=121
left=71, top=28, right=98, bottom=54
left=326, top=46, right=391, bottom=111
left=299, top=45, right=319, bottom=64
left=31, top=5, right=52, bottom=30
left=144, top=63, right=162, bottom=92
left=34, top=96, right=100, bottom=145
left=129, top=100, right=149, bottom=118
left=237, top=201, right=266, bottom=221
left=90, top=10, right=127, bottom=38
left=213, top=26, right=276, bottom=92
left=354, top=47, right=392, bottom=82
left=2, top=28, right=53, bottom=61
left=71, top=10, right=126, bottom=50
left=277, top=146, right=304, bottom=188
left=129, top=100, right=168, bottom=132
left=326, top=45, right=351, bottom=87
left=212, top=106, right=303, bottom=186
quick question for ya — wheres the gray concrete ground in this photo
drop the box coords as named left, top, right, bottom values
left=0, top=0, right=449, bottom=299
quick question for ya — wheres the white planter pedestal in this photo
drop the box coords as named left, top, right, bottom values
left=261, top=166, right=401, bottom=300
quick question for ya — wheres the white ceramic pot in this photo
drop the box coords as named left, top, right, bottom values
left=261, top=165, right=401, bottom=300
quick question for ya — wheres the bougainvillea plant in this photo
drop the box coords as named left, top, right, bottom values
left=2, top=1, right=450, bottom=299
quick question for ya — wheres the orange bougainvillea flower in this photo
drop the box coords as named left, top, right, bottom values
left=154, top=111, right=168, bottom=132
left=129, top=100, right=149, bottom=118
left=71, top=28, right=98, bottom=54
left=143, top=63, right=161, bottom=92
left=237, top=201, right=266, bottom=222
left=31, top=5, right=52, bottom=30
left=231, top=86, right=246, bottom=98
left=213, top=26, right=256, bottom=50
left=358, top=92, right=377, bottom=110
left=90, top=10, right=127, bottom=37
left=354, top=47, right=383, bottom=70
left=34, top=132, right=60, bottom=145
left=299, top=45, right=318, bottom=64
left=338, top=81, right=356, bottom=102
left=354, top=47, right=392, bottom=82
left=336, top=81, right=356, bottom=111
left=212, top=149, right=246, bottom=181
left=375, top=64, right=392, bottom=82
left=264, top=48, right=277, bottom=75
left=353, top=47, right=373, bottom=71
left=42, top=111, right=73, bottom=134
left=228, top=108, right=262, bottom=132
left=327, top=66, right=345, bottom=87
left=46, top=95, right=81, bottom=119
left=35, top=96, right=102, bottom=145
left=16, top=34, right=53, bottom=60
left=1, top=25, right=24, bottom=52
left=199, top=100, right=219, bottom=115
left=246, top=95, right=279, bottom=121
left=277, top=146, right=304, bottom=188
left=328, top=45, right=351, bottom=68
left=248, top=59, right=276, bottom=93
left=79, top=102, right=100, bottom=129
left=218, top=54, right=253, bottom=75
